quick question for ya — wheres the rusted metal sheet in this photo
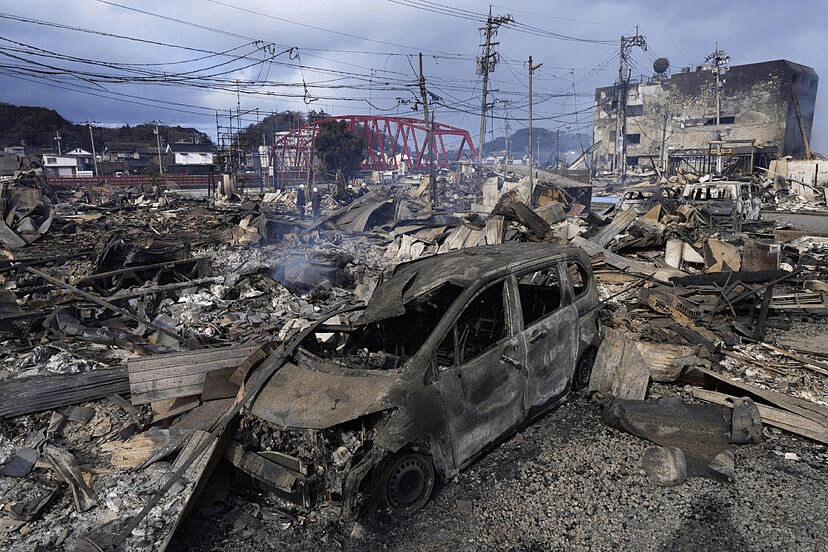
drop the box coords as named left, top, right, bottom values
left=741, top=239, right=780, bottom=272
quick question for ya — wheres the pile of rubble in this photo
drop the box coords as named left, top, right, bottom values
left=0, top=167, right=826, bottom=550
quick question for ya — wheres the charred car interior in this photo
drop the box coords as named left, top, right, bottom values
left=226, top=243, right=602, bottom=519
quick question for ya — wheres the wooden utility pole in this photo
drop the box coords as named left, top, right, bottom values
left=419, top=53, right=438, bottom=208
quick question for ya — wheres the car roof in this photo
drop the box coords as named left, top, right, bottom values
left=362, top=243, right=587, bottom=323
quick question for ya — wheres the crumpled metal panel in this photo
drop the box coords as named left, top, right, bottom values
left=360, top=270, right=417, bottom=324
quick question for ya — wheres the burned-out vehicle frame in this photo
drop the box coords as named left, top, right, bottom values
left=228, top=243, right=602, bottom=518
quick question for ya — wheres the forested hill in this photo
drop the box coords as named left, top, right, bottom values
left=0, top=103, right=212, bottom=150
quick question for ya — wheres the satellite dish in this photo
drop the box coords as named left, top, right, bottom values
left=653, top=57, right=670, bottom=74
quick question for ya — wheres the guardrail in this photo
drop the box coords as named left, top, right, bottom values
left=48, top=174, right=213, bottom=188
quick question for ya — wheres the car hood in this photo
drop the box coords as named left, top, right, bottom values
left=248, top=360, right=401, bottom=429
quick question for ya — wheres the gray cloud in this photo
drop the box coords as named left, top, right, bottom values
left=2, top=0, right=826, bottom=151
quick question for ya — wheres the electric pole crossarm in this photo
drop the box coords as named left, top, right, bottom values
left=616, top=29, right=647, bottom=185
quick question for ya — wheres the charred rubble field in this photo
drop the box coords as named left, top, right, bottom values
left=174, top=390, right=828, bottom=552
left=0, top=168, right=827, bottom=551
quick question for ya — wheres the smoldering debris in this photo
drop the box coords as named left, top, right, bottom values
left=0, top=167, right=826, bottom=550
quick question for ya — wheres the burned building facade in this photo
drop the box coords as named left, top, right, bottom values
left=592, top=59, right=818, bottom=176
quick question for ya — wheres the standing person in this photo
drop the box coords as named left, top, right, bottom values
left=311, top=186, right=322, bottom=219
left=296, top=186, right=306, bottom=220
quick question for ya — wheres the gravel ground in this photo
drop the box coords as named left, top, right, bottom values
left=171, top=387, right=828, bottom=552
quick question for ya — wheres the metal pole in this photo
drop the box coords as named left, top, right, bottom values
left=419, top=52, right=437, bottom=208
left=154, top=122, right=163, bottom=174
left=556, top=128, right=560, bottom=171
left=479, top=10, right=493, bottom=160
left=528, top=56, right=541, bottom=205
left=660, top=111, right=669, bottom=173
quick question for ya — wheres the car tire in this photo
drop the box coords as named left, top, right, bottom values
left=377, top=451, right=435, bottom=515
left=572, top=349, right=595, bottom=392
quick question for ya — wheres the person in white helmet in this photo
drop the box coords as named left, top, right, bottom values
left=311, top=186, right=322, bottom=219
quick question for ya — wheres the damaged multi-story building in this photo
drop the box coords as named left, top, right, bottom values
left=592, top=58, right=818, bottom=177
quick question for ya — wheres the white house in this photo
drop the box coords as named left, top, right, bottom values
left=42, top=153, right=84, bottom=177
left=166, top=143, right=214, bottom=166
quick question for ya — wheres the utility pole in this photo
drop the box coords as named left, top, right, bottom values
left=153, top=121, right=163, bottom=174
left=504, top=103, right=511, bottom=162
left=556, top=128, right=560, bottom=170
left=528, top=56, right=542, bottom=205
left=87, top=123, right=98, bottom=176
left=419, top=52, right=438, bottom=208
left=706, top=43, right=729, bottom=174
left=660, top=110, right=669, bottom=173
left=54, top=131, right=62, bottom=155
left=616, top=29, right=647, bottom=185
left=477, top=8, right=512, bottom=160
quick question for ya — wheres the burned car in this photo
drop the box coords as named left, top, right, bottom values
left=228, top=243, right=602, bottom=518
left=617, top=185, right=682, bottom=214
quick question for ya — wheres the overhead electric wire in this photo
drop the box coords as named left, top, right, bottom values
left=388, top=0, right=616, bottom=44
left=203, top=0, right=467, bottom=58
left=1, top=2, right=629, bottom=139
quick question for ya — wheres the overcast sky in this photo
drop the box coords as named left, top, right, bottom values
left=2, top=0, right=826, bottom=153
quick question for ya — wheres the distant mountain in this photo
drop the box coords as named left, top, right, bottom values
left=482, top=127, right=587, bottom=166
left=0, top=103, right=212, bottom=151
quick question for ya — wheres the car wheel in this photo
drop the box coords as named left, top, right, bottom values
left=572, top=349, right=595, bottom=392
left=377, top=451, right=435, bottom=514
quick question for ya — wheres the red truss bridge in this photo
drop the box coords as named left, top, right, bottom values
left=271, top=115, right=477, bottom=184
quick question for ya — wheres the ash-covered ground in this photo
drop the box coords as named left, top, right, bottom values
left=171, top=377, right=828, bottom=552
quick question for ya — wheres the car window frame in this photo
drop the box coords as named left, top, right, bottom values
left=430, top=277, right=518, bottom=377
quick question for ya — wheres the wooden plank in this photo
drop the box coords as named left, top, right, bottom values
left=756, top=343, right=828, bottom=376
left=129, top=356, right=256, bottom=383
left=128, top=345, right=259, bottom=405
left=774, top=337, right=828, bottom=358
left=128, top=346, right=259, bottom=373
left=485, top=215, right=505, bottom=245
left=572, top=236, right=685, bottom=284
left=691, top=388, right=828, bottom=445
left=697, top=366, right=828, bottom=428
left=132, top=381, right=205, bottom=399
left=0, top=367, right=129, bottom=418
left=590, top=207, right=637, bottom=248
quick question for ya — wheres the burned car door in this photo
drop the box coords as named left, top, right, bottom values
left=430, top=279, right=527, bottom=469
left=515, top=263, right=578, bottom=409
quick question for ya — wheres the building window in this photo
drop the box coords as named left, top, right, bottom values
left=626, top=104, right=644, bottom=117
left=627, top=156, right=639, bottom=166
left=626, top=133, right=641, bottom=144
left=46, top=157, right=56, bottom=164
left=705, top=116, right=735, bottom=125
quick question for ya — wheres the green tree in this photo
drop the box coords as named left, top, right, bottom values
left=314, top=120, right=365, bottom=183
